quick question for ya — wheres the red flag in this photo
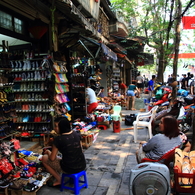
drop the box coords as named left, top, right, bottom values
left=182, top=16, right=195, bottom=29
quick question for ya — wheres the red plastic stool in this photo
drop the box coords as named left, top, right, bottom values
left=113, top=121, right=120, bottom=133
left=97, top=125, right=107, bottom=130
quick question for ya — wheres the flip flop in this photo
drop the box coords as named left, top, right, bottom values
left=182, top=159, right=191, bottom=185
left=46, top=180, right=61, bottom=188
left=175, top=148, right=183, bottom=165
left=174, top=160, right=182, bottom=183
left=189, top=151, right=195, bottom=158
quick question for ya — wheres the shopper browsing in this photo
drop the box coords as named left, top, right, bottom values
left=136, top=73, right=144, bottom=94
left=126, top=81, right=139, bottom=110
left=41, top=117, right=86, bottom=187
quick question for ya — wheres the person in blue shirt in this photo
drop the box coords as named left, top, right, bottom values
left=148, top=75, right=156, bottom=100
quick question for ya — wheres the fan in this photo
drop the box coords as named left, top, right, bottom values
left=129, top=162, right=171, bottom=195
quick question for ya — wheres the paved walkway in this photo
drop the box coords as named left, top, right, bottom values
left=37, top=108, right=150, bottom=195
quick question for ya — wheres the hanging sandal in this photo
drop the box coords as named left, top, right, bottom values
left=181, top=157, right=191, bottom=185
left=0, top=92, right=6, bottom=103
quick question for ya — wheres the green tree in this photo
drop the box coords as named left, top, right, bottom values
left=111, top=0, right=195, bottom=84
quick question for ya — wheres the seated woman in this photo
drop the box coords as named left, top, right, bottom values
left=41, top=117, right=86, bottom=187
left=152, top=99, right=182, bottom=135
left=136, top=116, right=183, bottom=164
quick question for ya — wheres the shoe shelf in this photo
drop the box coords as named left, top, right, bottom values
left=13, top=89, right=45, bottom=92
left=16, top=111, right=51, bottom=113
left=15, top=100, right=49, bottom=102
left=11, top=55, right=53, bottom=139
left=0, top=65, right=17, bottom=141
left=71, top=72, right=87, bottom=120
left=0, top=101, right=15, bottom=105
left=0, top=84, right=14, bottom=88
left=12, top=69, right=46, bottom=72
left=0, top=68, right=12, bottom=71
left=14, top=122, right=50, bottom=123
left=14, top=79, right=46, bottom=82
left=0, top=131, right=19, bottom=141
left=53, top=61, right=70, bottom=118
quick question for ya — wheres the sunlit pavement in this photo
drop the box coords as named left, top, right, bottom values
left=37, top=106, right=150, bottom=195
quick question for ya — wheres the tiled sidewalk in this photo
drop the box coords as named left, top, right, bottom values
left=37, top=108, right=149, bottom=195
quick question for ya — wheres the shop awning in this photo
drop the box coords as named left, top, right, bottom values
left=107, top=42, right=127, bottom=55
left=101, top=43, right=117, bottom=61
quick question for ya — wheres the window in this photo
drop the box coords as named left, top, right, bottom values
left=0, top=11, right=13, bottom=30
left=14, top=18, right=23, bottom=33
left=0, top=11, right=24, bottom=34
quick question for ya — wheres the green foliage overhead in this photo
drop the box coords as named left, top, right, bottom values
left=110, top=0, right=195, bottom=82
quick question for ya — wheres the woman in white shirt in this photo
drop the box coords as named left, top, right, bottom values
left=86, top=84, right=98, bottom=113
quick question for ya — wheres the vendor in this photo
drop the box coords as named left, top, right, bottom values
left=86, top=82, right=98, bottom=114
left=41, top=117, right=86, bottom=187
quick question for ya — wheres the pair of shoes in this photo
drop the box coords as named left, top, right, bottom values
left=23, top=183, right=39, bottom=192
left=9, top=179, right=28, bottom=190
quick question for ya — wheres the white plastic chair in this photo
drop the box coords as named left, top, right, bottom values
left=111, top=105, right=122, bottom=121
left=133, top=106, right=158, bottom=143
left=178, top=106, right=185, bottom=119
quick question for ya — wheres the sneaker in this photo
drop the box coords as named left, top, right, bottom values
left=31, top=62, right=35, bottom=70
left=18, top=61, right=23, bottom=71
left=26, top=61, right=31, bottom=70
left=0, top=179, right=10, bottom=188
left=18, top=158, right=29, bottom=166
left=9, top=179, right=25, bottom=190
left=23, top=183, right=39, bottom=192
left=12, top=171, right=21, bottom=179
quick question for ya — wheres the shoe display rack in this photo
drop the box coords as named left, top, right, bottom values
left=0, top=49, right=18, bottom=140
left=11, top=56, right=52, bottom=140
left=53, top=61, right=70, bottom=118
left=71, top=73, right=86, bottom=120
left=112, top=68, right=120, bottom=92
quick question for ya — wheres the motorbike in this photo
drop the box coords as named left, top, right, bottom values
left=151, top=84, right=172, bottom=107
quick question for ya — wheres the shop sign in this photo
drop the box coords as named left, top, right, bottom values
left=182, top=16, right=195, bottom=29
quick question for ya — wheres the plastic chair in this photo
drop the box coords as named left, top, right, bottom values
left=133, top=106, right=158, bottom=143
left=111, top=105, right=122, bottom=121
left=177, top=106, right=185, bottom=119
left=141, top=146, right=179, bottom=168
left=60, top=170, right=88, bottom=195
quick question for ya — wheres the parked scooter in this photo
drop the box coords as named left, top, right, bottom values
left=153, top=86, right=172, bottom=106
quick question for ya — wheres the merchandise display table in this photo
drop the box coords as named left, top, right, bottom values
left=80, top=128, right=99, bottom=149
left=8, top=175, right=52, bottom=195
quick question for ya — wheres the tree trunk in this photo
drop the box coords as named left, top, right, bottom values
left=156, top=49, right=164, bottom=83
left=172, top=0, right=182, bottom=101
